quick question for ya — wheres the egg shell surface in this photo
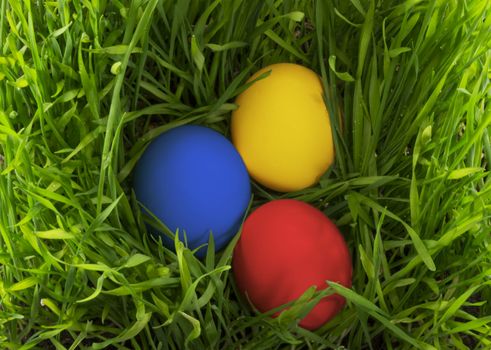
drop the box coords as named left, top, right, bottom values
left=133, top=125, right=251, bottom=256
left=232, top=199, right=352, bottom=330
left=231, top=63, right=334, bottom=192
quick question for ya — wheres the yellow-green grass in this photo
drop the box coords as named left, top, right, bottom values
left=0, top=0, right=490, bottom=349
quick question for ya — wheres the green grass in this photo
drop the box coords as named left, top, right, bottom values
left=0, top=0, right=490, bottom=348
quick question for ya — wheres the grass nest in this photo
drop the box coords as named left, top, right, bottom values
left=0, top=0, right=490, bottom=349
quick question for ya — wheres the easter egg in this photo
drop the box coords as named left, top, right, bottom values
left=232, top=199, right=352, bottom=330
left=133, top=125, right=251, bottom=256
left=231, top=63, right=334, bottom=192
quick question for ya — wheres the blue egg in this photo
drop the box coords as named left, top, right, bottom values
left=133, top=125, right=251, bottom=256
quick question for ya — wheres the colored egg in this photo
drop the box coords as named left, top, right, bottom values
left=232, top=199, right=352, bottom=330
left=133, top=125, right=251, bottom=256
left=231, top=63, right=334, bottom=192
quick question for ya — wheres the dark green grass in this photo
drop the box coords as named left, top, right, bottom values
left=0, top=0, right=490, bottom=349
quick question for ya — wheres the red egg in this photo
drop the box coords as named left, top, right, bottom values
left=232, top=199, right=352, bottom=330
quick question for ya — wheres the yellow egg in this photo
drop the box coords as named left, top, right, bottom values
left=231, top=63, right=334, bottom=192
